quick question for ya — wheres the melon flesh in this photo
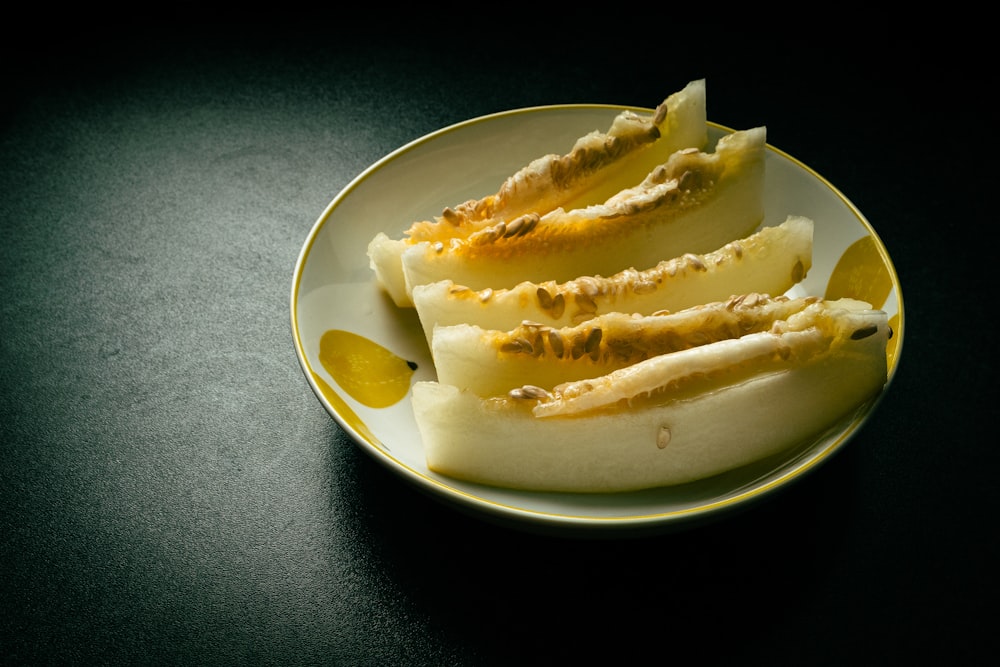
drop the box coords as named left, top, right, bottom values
left=409, top=79, right=709, bottom=240
left=413, top=215, right=812, bottom=346
left=400, top=127, right=766, bottom=301
left=411, top=301, right=888, bottom=493
left=432, top=294, right=848, bottom=398
left=368, top=79, right=708, bottom=307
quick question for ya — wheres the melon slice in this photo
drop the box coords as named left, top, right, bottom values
left=399, top=126, right=766, bottom=302
left=433, top=293, right=837, bottom=398
left=368, top=80, right=708, bottom=306
left=413, top=215, right=812, bottom=345
left=411, top=300, right=889, bottom=493
left=411, top=79, right=709, bottom=240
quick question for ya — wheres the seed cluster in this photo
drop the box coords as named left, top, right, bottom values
left=437, top=196, right=495, bottom=230
left=527, top=249, right=717, bottom=323
left=500, top=293, right=812, bottom=375
left=471, top=213, right=541, bottom=246
left=535, top=287, right=566, bottom=319
left=546, top=113, right=663, bottom=191
left=435, top=102, right=672, bottom=233
left=470, top=164, right=708, bottom=253
left=500, top=320, right=606, bottom=363
left=445, top=234, right=766, bottom=330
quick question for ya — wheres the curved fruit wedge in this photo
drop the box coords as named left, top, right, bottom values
left=411, top=79, right=709, bottom=241
left=411, top=300, right=889, bottom=493
left=413, top=215, right=812, bottom=345
left=400, top=127, right=766, bottom=302
left=433, top=293, right=836, bottom=398
left=368, top=80, right=708, bottom=306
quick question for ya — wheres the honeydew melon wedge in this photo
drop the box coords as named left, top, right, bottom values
left=368, top=80, right=708, bottom=306
left=412, top=79, right=709, bottom=240
left=399, top=126, right=766, bottom=302
left=433, top=294, right=835, bottom=398
left=413, top=215, right=812, bottom=345
left=411, top=300, right=889, bottom=493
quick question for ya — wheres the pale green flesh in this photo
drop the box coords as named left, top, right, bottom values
left=412, top=303, right=888, bottom=493
left=432, top=294, right=842, bottom=399
left=414, top=216, right=813, bottom=347
left=367, top=80, right=709, bottom=307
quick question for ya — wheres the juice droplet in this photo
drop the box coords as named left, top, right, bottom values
left=825, top=235, right=893, bottom=308
left=319, top=330, right=416, bottom=408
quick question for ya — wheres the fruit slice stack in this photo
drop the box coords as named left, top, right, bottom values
left=368, top=79, right=708, bottom=307
left=412, top=298, right=888, bottom=492
left=366, top=80, right=889, bottom=493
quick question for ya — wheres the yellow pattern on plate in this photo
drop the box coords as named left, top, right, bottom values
left=310, top=372, right=385, bottom=447
left=318, top=329, right=416, bottom=408
left=825, top=235, right=893, bottom=308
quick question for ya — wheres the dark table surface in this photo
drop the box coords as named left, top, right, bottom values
left=2, top=24, right=994, bottom=666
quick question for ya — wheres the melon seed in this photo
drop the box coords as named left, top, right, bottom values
left=584, top=327, right=603, bottom=357
left=574, top=291, right=597, bottom=314
left=792, top=259, right=805, bottom=283
left=441, top=207, right=460, bottom=225
left=547, top=330, right=565, bottom=357
left=653, top=103, right=668, bottom=126
left=657, top=425, right=672, bottom=449
left=649, top=165, right=669, bottom=184
left=684, top=253, right=707, bottom=271
left=509, top=385, right=551, bottom=401
left=851, top=325, right=879, bottom=340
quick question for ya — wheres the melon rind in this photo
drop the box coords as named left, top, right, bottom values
left=413, top=215, right=813, bottom=346
left=412, top=304, right=888, bottom=493
left=400, top=127, right=766, bottom=301
left=368, top=80, right=708, bottom=307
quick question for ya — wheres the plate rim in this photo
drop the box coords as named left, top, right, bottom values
left=290, top=103, right=905, bottom=535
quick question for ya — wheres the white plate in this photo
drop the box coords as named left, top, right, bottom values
left=290, top=105, right=904, bottom=537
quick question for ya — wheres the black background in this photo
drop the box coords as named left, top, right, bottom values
left=2, top=20, right=994, bottom=666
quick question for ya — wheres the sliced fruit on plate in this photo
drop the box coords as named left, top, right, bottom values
left=399, top=126, right=766, bottom=302
left=433, top=293, right=832, bottom=398
left=411, top=79, right=709, bottom=240
left=413, top=215, right=812, bottom=345
left=368, top=79, right=708, bottom=307
left=411, top=298, right=889, bottom=493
